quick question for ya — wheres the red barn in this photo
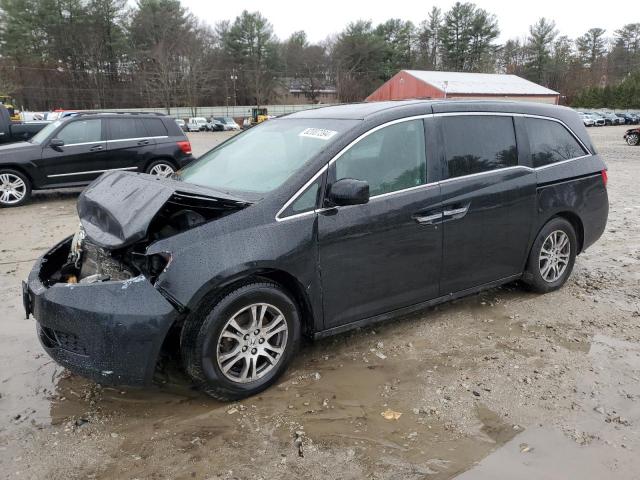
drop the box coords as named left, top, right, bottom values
left=366, top=70, right=560, bottom=105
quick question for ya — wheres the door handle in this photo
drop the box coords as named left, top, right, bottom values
left=442, top=204, right=470, bottom=220
left=137, top=140, right=150, bottom=145
left=413, top=212, right=443, bottom=225
left=89, top=145, right=104, bottom=152
left=443, top=206, right=468, bottom=216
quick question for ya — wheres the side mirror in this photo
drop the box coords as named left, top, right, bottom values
left=328, top=178, right=370, bottom=206
left=50, top=138, right=65, bottom=148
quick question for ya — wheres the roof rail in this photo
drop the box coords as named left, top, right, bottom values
left=73, top=111, right=167, bottom=117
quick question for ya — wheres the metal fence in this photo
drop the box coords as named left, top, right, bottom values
left=100, top=103, right=340, bottom=119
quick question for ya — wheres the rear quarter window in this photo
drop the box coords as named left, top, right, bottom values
left=108, top=118, right=147, bottom=140
left=525, top=118, right=587, bottom=167
left=441, top=115, right=518, bottom=179
left=144, top=118, right=169, bottom=137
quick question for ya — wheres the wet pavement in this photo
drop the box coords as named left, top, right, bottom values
left=1, top=126, right=639, bottom=479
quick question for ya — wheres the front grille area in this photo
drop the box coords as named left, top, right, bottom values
left=40, top=326, right=88, bottom=356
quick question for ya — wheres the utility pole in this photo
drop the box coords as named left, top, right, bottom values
left=230, top=69, right=238, bottom=108
left=225, top=81, right=229, bottom=116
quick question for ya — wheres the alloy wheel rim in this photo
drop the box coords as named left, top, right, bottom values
left=539, top=230, right=570, bottom=283
left=628, top=134, right=639, bottom=146
left=0, top=173, right=26, bottom=205
left=216, top=303, right=289, bottom=384
left=149, top=163, right=175, bottom=177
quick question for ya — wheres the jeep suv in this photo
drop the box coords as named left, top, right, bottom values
left=0, top=112, right=193, bottom=207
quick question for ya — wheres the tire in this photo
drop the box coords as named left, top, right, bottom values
left=626, top=133, right=639, bottom=146
left=146, top=160, right=176, bottom=177
left=180, top=281, right=301, bottom=400
left=523, top=217, right=577, bottom=293
left=0, top=169, right=31, bottom=207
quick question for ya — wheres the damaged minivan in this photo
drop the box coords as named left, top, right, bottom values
left=24, top=100, right=609, bottom=400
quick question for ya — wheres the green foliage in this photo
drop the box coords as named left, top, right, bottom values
left=439, top=2, right=499, bottom=72
left=525, top=18, right=557, bottom=84
left=415, top=7, right=441, bottom=69
left=572, top=72, right=640, bottom=109
left=222, top=10, right=281, bottom=105
left=1, top=1, right=640, bottom=108
left=374, top=19, right=415, bottom=80
left=576, top=28, right=607, bottom=68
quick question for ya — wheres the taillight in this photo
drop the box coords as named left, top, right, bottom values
left=177, top=140, right=192, bottom=155
left=601, top=169, right=608, bottom=187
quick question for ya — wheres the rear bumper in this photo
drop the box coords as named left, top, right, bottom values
left=176, top=154, right=195, bottom=169
left=24, top=238, right=181, bottom=386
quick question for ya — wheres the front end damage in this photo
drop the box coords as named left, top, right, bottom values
left=24, top=171, right=251, bottom=385
left=60, top=170, right=251, bottom=288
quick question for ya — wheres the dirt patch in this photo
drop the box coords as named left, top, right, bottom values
left=1, top=126, right=639, bottom=479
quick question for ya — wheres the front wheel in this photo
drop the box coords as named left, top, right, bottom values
left=0, top=169, right=31, bottom=207
left=626, top=133, right=639, bottom=146
left=523, top=217, right=577, bottom=293
left=181, top=281, right=301, bottom=400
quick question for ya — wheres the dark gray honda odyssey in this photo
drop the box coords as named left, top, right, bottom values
left=24, top=100, right=609, bottom=400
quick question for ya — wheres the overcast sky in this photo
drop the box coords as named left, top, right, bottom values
left=180, top=0, right=626, bottom=43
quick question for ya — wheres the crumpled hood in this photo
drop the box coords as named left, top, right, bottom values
left=77, top=171, right=250, bottom=250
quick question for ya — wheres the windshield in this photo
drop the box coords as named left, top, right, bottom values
left=177, top=118, right=358, bottom=195
left=29, top=120, right=62, bottom=144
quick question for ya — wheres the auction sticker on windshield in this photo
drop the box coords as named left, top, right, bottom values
left=299, top=128, right=338, bottom=140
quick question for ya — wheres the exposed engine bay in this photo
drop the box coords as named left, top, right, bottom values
left=45, top=171, right=252, bottom=286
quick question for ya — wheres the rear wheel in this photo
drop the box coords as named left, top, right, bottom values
left=181, top=281, right=301, bottom=400
left=0, top=169, right=31, bottom=207
left=524, top=217, right=577, bottom=293
left=146, top=160, right=175, bottom=177
left=626, top=133, right=639, bottom=146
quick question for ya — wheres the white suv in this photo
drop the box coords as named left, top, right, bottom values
left=187, top=117, right=208, bottom=132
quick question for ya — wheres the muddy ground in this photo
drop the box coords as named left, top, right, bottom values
left=0, top=126, right=639, bottom=479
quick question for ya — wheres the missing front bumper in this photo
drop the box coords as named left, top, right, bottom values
left=25, top=237, right=182, bottom=386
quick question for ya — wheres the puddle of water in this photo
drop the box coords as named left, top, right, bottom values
left=454, top=334, right=640, bottom=479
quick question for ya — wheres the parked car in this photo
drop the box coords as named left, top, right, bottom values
left=48, top=110, right=80, bottom=120
left=214, top=116, right=241, bottom=131
left=24, top=101, right=608, bottom=400
left=617, top=113, right=638, bottom=125
left=601, top=112, right=623, bottom=125
left=0, top=105, right=49, bottom=144
left=624, top=127, right=640, bottom=146
left=187, top=117, right=208, bottom=132
left=580, top=112, right=595, bottom=127
left=584, top=112, right=606, bottom=127
left=206, top=118, right=225, bottom=132
left=0, top=112, right=193, bottom=207
left=174, top=118, right=187, bottom=131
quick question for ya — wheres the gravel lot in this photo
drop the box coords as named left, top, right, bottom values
left=0, top=126, right=639, bottom=479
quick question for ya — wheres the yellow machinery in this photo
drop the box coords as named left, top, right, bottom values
left=251, top=107, right=268, bottom=125
left=0, top=95, right=20, bottom=121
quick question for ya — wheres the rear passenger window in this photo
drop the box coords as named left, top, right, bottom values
left=336, top=119, right=427, bottom=197
left=442, top=116, right=517, bottom=178
left=108, top=118, right=147, bottom=140
left=144, top=118, right=168, bottom=137
left=525, top=118, right=587, bottom=167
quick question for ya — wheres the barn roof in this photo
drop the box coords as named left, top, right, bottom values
left=403, top=70, right=559, bottom=96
